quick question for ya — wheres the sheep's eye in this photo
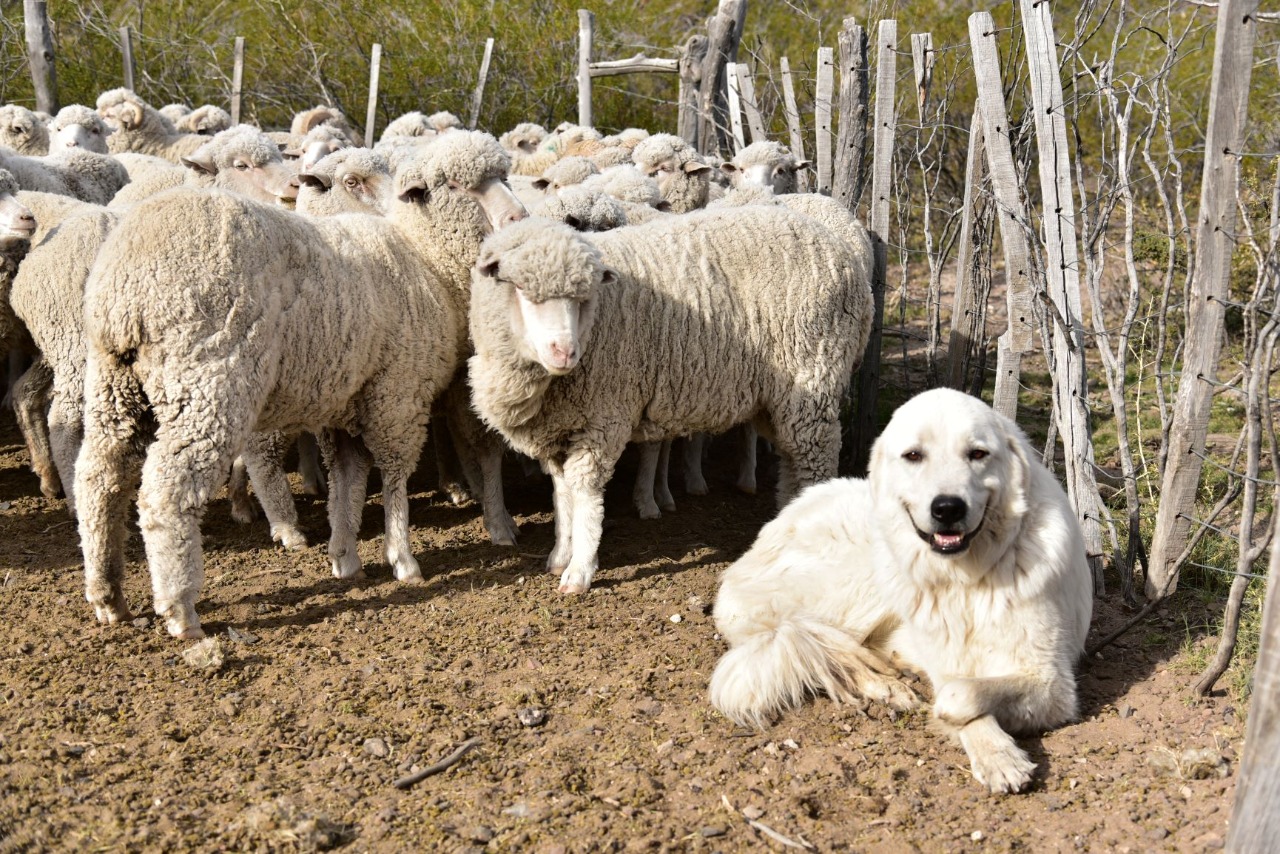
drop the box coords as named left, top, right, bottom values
left=968, top=449, right=989, bottom=461
left=344, top=176, right=360, bottom=189
left=234, top=161, right=249, bottom=170
left=903, top=450, right=923, bottom=463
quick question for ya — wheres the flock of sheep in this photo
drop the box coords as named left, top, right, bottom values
left=0, top=89, right=874, bottom=640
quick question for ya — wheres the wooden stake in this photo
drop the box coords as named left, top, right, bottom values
left=22, top=0, right=58, bottom=114
left=120, top=25, right=136, bottom=92
left=365, top=42, right=382, bottom=145
left=735, top=62, right=766, bottom=144
left=833, top=18, right=869, bottom=213
left=230, top=36, right=245, bottom=126
left=726, top=63, right=746, bottom=152
left=779, top=56, right=808, bottom=191
left=814, top=46, right=834, bottom=195
left=469, top=37, right=494, bottom=130
left=577, top=10, right=594, bottom=127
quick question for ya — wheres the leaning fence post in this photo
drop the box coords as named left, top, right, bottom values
left=469, top=37, right=494, bottom=130
left=779, top=56, right=808, bottom=191
left=365, top=43, right=382, bottom=145
left=735, top=63, right=766, bottom=144
left=120, top=25, right=136, bottom=92
left=22, top=0, right=58, bottom=115
left=833, top=18, right=869, bottom=212
left=847, top=19, right=897, bottom=475
left=725, top=63, right=746, bottom=152
left=814, top=46, right=834, bottom=195
left=578, top=10, right=594, bottom=127
left=230, top=36, right=245, bottom=126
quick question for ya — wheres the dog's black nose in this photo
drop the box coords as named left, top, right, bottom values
left=931, top=495, right=968, bottom=526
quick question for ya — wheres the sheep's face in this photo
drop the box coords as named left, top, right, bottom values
left=722, top=159, right=806, bottom=194
left=395, top=133, right=525, bottom=235
left=0, top=178, right=36, bottom=248
left=99, top=97, right=147, bottom=132
left=52, top=118, right=112, bottom=154
left=0, top=109, right=45, bottom=154
left=298, top=153, right=392, bottom=216
left=182, top=128, right=299, bottom=206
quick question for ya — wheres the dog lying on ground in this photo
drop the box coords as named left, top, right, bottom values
left=709, top=388, right=1093, bottom=793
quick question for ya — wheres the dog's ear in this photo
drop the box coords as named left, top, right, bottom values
left=1002, top=428, right=1033, bottom=519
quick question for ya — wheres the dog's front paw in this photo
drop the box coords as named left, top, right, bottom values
left=861, top=673, right=922, bottom=712
left=968, top=740, right=1035, bottom=794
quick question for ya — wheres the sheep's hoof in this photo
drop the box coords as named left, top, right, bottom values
left=272, top=525, right=308, bottom=551
left=635, top=501, right=661, bottom=520
left=558, top=566, right=595, bottom=594
left=331, top=550, right=363, bottom=580
left=230, top=502, right=257, bottom=525
left=657, top=498, right=677, bottom=513
left=162, top=604, right=203, bottom=639
left=301, top=476, right=326, bottom=497
left=91, top=595, right=132, bottom=626
left=685, top=479, right=709, bottom=496
left=735, top=478, right=757, bottom=496
left=39, top=477, right=61, bottom=501
left=392, top=555, right=423, bottom=583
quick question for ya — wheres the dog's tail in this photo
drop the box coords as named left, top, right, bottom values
left=709, top=615, right=865, bottom=729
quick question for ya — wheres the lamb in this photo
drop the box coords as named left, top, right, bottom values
left=172, top=104, right=233, bottom=136
left=97, top=88, right=211, bottom=163
left=467, top=210, right=875, bottom=594
left=48, top=105, right=114, bottom=154
left=0, top=146, right=128, bottom=206
left=75, top=131, right=526, bottom=638
left=532, top=156, right=598, bottom=194
left=108, top=125, right=299, bottom=209
left=630, top=133, right=720, bottom=212
left=0, top=105, right=50, bottom=155
left=720, top=141, right=811, bottom=195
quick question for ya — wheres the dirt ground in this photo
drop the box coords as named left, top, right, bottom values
left=0, top=410, right=1243, bottom=853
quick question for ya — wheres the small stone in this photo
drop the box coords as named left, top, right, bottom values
left=669, top=614, right=683, bottom=623
left=782, top=738, right=799, bottom=750
left=227, top=626, right=259, bottom=644
left=971, top=830, right=984, bottom=841
left=517, top=707, right=546, bottom=727
left=1117, top=704, right=1134, bottom=718
left=634, top=698, right=663, bottom=717
left=700, top=826, right=727, bottom=838
left=1146, top=827, right=1169, bottom=841
left=464, top=825, right=494, bottom=843
left=363, top=737, right=389, bottom=758
left=742, top=806, right=764, bottom=820
left=131, top=617, right=151, bottom=630
left=501, top=802, right=531, bottom=818
left=180, top=636, right=226, bottom=671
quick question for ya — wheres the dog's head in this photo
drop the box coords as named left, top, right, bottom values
left=869, top=389, right=1031, bottom=572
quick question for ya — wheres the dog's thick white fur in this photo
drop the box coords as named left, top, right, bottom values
left=710, top=388, right=1092, bottom=793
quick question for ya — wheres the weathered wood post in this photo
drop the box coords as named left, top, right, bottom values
left=230, top=36, right=245, bottom=126
left=779, top=57, right=808, bottom=191
left=23, top=0, right=58, bottom=115
left=947, top=110, right=986, bottom=393
left=1147, top=0, right=1260, bottom=601
left=726, top=63, right=746, bottom=152
left=365, top=43, right=382, bottom=145
left=1020, top=0, right=1106, bottom=594
left=814, top=46, right=834, bottom=195
left=911, top=33, right=934, bottom=121
left=697, top=0, right=743, bottom=158
left=833, top=18, right=869, bottom=212
left=469, top=37, right=494, bottom=130
left=735, top=63, right=766, bottom=144
left=678, top=35, right=708, bottom=146
left=577, top=10, right=594, bottom=127
left=848, top=20, right=897, bottom=475
left=120, top=25, right=136, bottom=92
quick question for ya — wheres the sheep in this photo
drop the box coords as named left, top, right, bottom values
left=296, top=148, right=392, bottom=216
left=532, top=155, right=599, bottom=195
left=0, top=146, right=128, bottom=206
left=97, top=88, right=211, bottom=163
left=173, top=104, right=233, bottom=136
left=0, top=167, right=36, bottom=353
left=290, top=105, right=364, bottom=146
left=720, top=141, right=811, bottom=195
left=108, top=125, right=299, bottom=209
left=48, top=105, right=114, bottom=154
left=74, top=131, right=526, bottom=637
left=0, top=105, right=50, bottom=155
left=157, top=103, right=191, bottom=126
left=630, top=133, right=720, bottom=212
left=589, top=146, right=636, bottom=170
left=284, top=125, right=357, bottom=172
left=467, top=208, right=875, bottom=594
left=381, top=110, right=462, bottom=141
left=509, top=124, right=602, bottom=177
left=530, top=186, right=627, bottom=232
left=578, top=165, right=671, bottom=225
left=498, top=122, right=547, bottom=164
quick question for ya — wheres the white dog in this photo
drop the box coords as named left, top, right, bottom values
left=709, top=388, right=1092, bottom=793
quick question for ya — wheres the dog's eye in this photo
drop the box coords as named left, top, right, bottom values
left=968, top=449, right=989, bottom=461
left=902, top=450, right=923, bottom=463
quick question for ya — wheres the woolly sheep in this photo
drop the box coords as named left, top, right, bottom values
left=296, top=148, right=392, bottom=216
left=0, top=168, right=36, bottom=353
left=630, top=133, right=719, bottom=213
left=97, top=88, right=211, bottom=163
left=290, top=105, right=364, bottom=146
left=381, top=110, right=462, bottom=141
left=108, top=125, right=299, bottom=209
left=578, top=165, right=671, bottom=225
left=173, top=104, right=233, bottom=136
left=532, top=156, right=598, bottom=194
left=0, top=105, right=50, bottom=155
left=0, top=146, right=128, bottom=206
left=75, top=131, right=526, bottom=638
left=530, top=186, right=627, bottom=232
left=467, top=208, right=875, bottom=594
left=509, top=124, right=602, bottom=177
left=284, top=125, right=357, bottom=172
left=158, top=103, right=191, bottom=126
left=589, top=146, right=635, bottom=170
left=48, top=105, right=114, bottom=154
left=720, top=141, right=811, bottom=195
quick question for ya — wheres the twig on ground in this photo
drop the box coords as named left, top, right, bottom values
left=748, top=819, right=815, bottom=850
left=392, top=737, right=482, bottom=789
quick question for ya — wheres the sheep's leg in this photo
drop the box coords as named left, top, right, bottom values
left=546, top=462, right=574, bottom=575
left=326, top=429, right=373, bottom=580
left=362, top=413, right=429, bottom=582
left=77, top=350, right=148, bottom=627
left=632, top=442, right=662, bottom=519
left=770, top=398, right=841, bottom=508
left=735, top=423, right=758, bottom=495
left=379, top=464, right=421, bottom=582
left=655, top=439, right=675, bottom=513
left=559, top=431, right=628, bottom=594
left=227, top=456, right=255, bottom=524
left=432, top=411, right=472, bottom=506
left=296, top=432, right=326, bottom=496
left=682, top=434, right=709, bottom=495
left=241, top=432, right=306, bottom=550
left=477, top=435, right=517, bottom=546
left=12, top=360, right=60, bottom=501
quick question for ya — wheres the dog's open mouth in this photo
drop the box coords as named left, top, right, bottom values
left=914, top=517, right=984, bottom=555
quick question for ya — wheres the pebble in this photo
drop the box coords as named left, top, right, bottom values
left=363, top=737, right=389, bottom=758
left=1118, top=704, right=1134, bottom=718
left=131, top=617, right=151, bottom=630
left=700, top=826, right=727, bottom=838
left=1146, top=827, right=1169, bottom=841
left=742, top=806, right=764, bottom=820
left=227, top=626, right=259, bottom=644
left=971, top=830, right=984, bottom=841
left=669, top=614, right=683, bottom=623
left=463, top=825, right=494, bottom=843
left=517, top=707, right=547, bottom=727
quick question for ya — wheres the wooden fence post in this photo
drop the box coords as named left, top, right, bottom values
left=1227, top=517, right=1280, bottom=852
left=735, top=63, right=767, bottom=144
left=469, top=37, right=494, bottom=130
left=726, top=63, right=746, bottom=152
left=698, top=0, right=743, bottom=158
left=911, top=32, right=934, bottom=122
left=230, top=36, right=245, bottom=126
left=365, top=43, right=382, bottom=145
left=1019, top=0, right=1106, bottom=594
left=814, top=46, right=834, bottom=195
left=678, top=35, right=708, bottom=146
left=947, top=110, right=986, bottom=392
left=833, top=19, right=869, bottom=213
left=1147, top=0, right=1260, bottom=601
left=120, top=25, right=135, bottom=92
left=577, top=10, right=594, bottom=127
left=968, top=11, right=1037, bottom=419
left=22, top=0, right=58, bottom=115
left=848, top=19, right=897, bottom=475
left=779, top=56, right=808, bottom=191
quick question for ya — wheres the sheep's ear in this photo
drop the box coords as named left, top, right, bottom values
left=654, top=200, right=673, bottom=213
left=532, top=178, right=550, bottom=192
left=281, top=145, right=301, bottom=158
left=395, top=174, right=430, bottom=204
left=599, top=265, right=618, bottom=287
left=795, top=159, right=814, bottom=172
left=475, top=247, right=501, bottom=279
left=298, top=171, right=331, bottom=191
left=181, top=150, right=217, bottom=175
left=720, top=162, right=739, bottom=175
left=564, top=214, right=584, bottom=231
left=683, top=161, right=712, bottom=175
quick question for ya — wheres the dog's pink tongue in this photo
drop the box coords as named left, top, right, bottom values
left=933, top=532, right=964, bottom=549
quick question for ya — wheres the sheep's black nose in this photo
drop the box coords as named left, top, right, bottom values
left=931, top=495, right=967, bottom=526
